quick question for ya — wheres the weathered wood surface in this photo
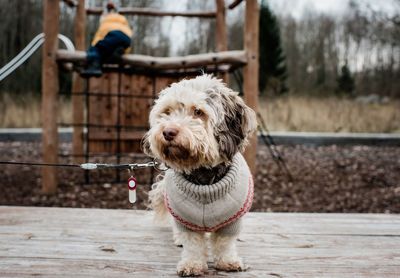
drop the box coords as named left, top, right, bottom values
left=41, top=0, right=60, bottom=194
left=71, top=0, right=86, bottom=163
left=86, top=7, right=216, bottom=18
left=0, top=207, right=399, bottom=277
left=215, top=0, right=229, bottom=83
left=56, top=49, right=247, bottom=70
left=86, top=74, right=177, bottom=154
left=243, top=0, right=259, bottom=176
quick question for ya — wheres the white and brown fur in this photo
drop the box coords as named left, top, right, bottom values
left=143, top=74, right=257, bottom=276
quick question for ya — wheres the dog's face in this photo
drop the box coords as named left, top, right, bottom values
left=143, top=75, right=257, bottom=173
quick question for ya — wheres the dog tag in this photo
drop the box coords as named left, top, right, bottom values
left=128, top=176, right=137, bottom=203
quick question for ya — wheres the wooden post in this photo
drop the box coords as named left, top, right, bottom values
left=215, top=0, right=229, bottom=82
left=243, top=0, right=259, bottom=176
left=72, top=0, right=86, bottom=163
left=41, top=0, right=60, bottom=194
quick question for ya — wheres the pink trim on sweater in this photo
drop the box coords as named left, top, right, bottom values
left=164, top=176, right=254, bottom=232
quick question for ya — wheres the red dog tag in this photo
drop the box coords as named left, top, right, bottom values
left=128, top=176, right=137, bottom=203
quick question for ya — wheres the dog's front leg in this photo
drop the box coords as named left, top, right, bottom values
left=172, top=221, right=183, bottom=247
left=211, top=232, right=245, bottom=272
left=177, top=230, right=208, bottom=277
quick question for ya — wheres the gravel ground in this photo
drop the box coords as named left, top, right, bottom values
left=0, top=141, right=399, bottom=213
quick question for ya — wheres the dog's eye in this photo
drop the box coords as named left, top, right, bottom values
left=193, top=108, right=204, bottom=117
left=163, top=108, right=171, bottom=115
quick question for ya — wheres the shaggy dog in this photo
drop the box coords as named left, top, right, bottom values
left=143, top=74, right=257, bottom=276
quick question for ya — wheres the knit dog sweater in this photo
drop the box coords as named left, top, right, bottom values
left=164, top=153, right=254, bottom=233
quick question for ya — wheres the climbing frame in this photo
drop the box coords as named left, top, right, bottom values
left=42, top=0, right=259, bottom=192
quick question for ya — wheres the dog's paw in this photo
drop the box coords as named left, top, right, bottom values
left=214, top=258, right=247, bottom=272
left=177, top=260, right=207, bottom=277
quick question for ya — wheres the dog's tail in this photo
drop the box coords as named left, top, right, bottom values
left=148, top=179, right=169, bottom=224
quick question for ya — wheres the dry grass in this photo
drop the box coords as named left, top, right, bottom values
left=0, top=93, right=71, bottom=128
left=0, top=93, right=399, bottom=133
left=258, top=96, right=400, bottom=133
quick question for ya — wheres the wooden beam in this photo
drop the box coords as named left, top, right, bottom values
left=56, top=50, right=247, bottom=70
left=41, top=0, right=60, bottom=194
left=88, top=131, right=145, bottom=141
left=86, top=7, right=216, bottom=18
left=243, top=0, right=259, bottom=176
left=71, top=0, right=86, bottom=163
left=215, top=0, right=229, bottom=82
left=228, top=0, right=244, bottom=9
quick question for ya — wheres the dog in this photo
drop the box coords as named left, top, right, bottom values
left=143, top=74, right=257, bottom=276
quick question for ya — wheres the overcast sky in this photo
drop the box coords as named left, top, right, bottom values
left=162, top=0, right=399, bottom=54
left=269, top=0, right=350, bottom=18
left=268, top=0, right=398, bottom=18
left=167, top=0, right=355, bottom=54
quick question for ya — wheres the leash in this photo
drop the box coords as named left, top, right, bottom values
left=0, top=160, right=168, bottom=171
left=0, top=159, right=168, bottom=204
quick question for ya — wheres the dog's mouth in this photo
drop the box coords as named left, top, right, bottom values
left=162, top=144, right=190, bottom=161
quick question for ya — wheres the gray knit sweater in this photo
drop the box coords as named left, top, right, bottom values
left=164, top=153, right=254, bottom=233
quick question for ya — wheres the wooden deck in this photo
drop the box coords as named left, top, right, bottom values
left=0, top=206, right=399, bottom=277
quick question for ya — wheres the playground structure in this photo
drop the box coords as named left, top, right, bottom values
left=41, top=0, right=259, bottom=193
left=0, top=34, right=75, bottom=82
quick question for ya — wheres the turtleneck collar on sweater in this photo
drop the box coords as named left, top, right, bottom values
left=182, top=162, right=230, bottom=185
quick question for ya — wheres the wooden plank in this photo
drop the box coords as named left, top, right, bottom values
left=106, top=73, right=120, bottom=154
left=86, top=73, right=156, bottom=154
left=121, top=74, right=153, bottom=152
left=86, top=7, right=216, bottom=18
left=1, top=208, right=399, bottom=236
left=243, top=0, right=259, bottom=176
left=155, top=76, right=180, bottom=94
left=56, top=50, right=247, bottom=70
left=71, top=0, right=86, bottom=163
left=100, top=73, right=119, bottom=153
left=87, top=76, right=103, bottom=154
left=126, top=75, right=153, bottom=128
left=0, top=257, right=398, bottom=278
left=0, top=259, right=398, bottom=278
left=0, top=207, right=399, bottom=277
left=1, top=227, right=399, bottom=250
left=41, top=0, right=60, bottom=194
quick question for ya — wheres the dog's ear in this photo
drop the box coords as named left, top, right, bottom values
left=216, top=90, right=257, bottom=161
left=141, top=132, right=153, bottom=157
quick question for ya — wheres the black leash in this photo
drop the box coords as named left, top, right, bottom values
left=0, top=161, right=81, bottom=168
left=257, top=112, right=294, bottom=182
left=0, top=160, right=168, bottom=171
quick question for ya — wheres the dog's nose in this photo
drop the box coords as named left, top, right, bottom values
left=163, top=128, right=179, bottom=141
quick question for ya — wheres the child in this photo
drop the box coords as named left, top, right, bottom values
left=81, top=1, right=133, bottom=77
